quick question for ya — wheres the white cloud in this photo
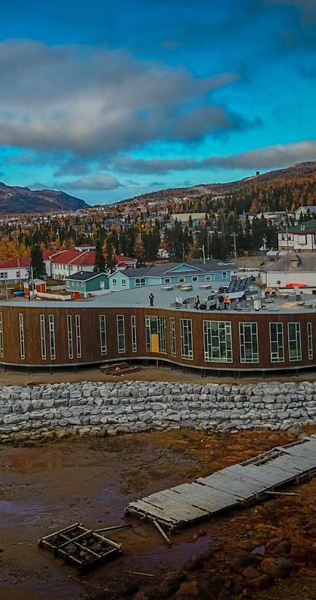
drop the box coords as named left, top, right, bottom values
left=61, top=173, right=122, bottom=191
left=0, top=40, right=244, bottom=156
left=113, top=140, right=316, bottom=173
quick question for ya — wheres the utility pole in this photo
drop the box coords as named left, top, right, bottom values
left=202, top=245, right=206, bottom=264
left=231, top=232, right=237, bottom=263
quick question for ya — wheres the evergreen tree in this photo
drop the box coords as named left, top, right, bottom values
left=105, top=240, right=117, bottom=273
left=94, top=238, right=106, bottom=273
left=30, top=244, right=45, bottom=279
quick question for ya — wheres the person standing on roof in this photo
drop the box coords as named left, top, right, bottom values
left=194, top=294, right=200, bottom=310
left=149, top=293, right=154, bottom=307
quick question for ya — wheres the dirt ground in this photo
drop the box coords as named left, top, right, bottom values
left=1, top=364, right=316, bottom=387
left=1, top=429, right=316, bottom=600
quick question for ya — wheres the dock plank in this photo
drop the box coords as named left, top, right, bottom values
left=126, top=436, right=316, bottom=530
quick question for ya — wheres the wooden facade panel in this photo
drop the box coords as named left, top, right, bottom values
left=1, top=304, right=316, bottom=371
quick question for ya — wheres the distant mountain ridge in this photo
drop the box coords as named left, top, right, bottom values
left=0, top=182, right=88, bottom=213
left=127, top=160, right=316, bottom=203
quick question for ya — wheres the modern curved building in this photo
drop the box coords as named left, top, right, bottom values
left=0, top=284, right=314, bottom=373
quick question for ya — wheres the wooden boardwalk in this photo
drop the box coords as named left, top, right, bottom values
left=126, top=435, right=316, bottom=531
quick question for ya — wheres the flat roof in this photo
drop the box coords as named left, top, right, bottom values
left=2, top=282, right=316, bottom=314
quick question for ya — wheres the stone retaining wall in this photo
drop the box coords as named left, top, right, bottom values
left=1, top=380, right=316, bottom=442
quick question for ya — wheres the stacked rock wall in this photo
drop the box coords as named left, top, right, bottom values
left=0, top=380, right=316, bottom=442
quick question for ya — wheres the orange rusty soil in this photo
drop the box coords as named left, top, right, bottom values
left=1, top=427, right=316, bottom=600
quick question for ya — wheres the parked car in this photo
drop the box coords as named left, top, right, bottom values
left=13, top=290, right=25, bottom=297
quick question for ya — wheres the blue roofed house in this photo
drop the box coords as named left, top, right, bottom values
left=108, top=261, right=237, bottom=292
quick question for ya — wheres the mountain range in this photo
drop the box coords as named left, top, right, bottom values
left=128, top=160, right=316, bottom=204
left=0, top=182, right=88, bottom=214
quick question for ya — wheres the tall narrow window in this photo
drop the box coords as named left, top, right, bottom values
left=269, top=322, right=284, bottom=363
left=239, top=322, right=259, bottom=363
left=203, top=321, right=232, bottom=363
left=19, top=313, right=25, bottom=360
left=288, top=322, right=301, bottom=362
left=131, top=315, right=137, bottom=353
left=180, top=318, right=193, bottom=360
left=67, top=315, right=73, bottom=359
left=39, top=314, right=46, bottom=360
left=0, top=312, right=4, bottom=357
left=307, top=322, right=313, bottom=360
left=117, top=315, right=126, bottom=353
left=170, top=317, right=176, bottom=357
left=99, top=315, right=107, bottom=355
left=145, top=316, right=167, bottom=353
left=75, top=315, right=82, bottom=358
left=49, top=314, right=56, bottom=360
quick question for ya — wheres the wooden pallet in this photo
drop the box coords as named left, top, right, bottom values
left=38, top=523, right=122, bottom=572
left=126, top=436, right=316, bottom=531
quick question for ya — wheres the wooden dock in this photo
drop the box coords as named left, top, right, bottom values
left=126, top=435, right=316, bottom=531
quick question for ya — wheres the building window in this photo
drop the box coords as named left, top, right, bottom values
left=239, top=322, right=259, bottom=363
left=131, top=315, right=137, bottom=352
left=67, top=315, right=73, bottom=359
left=99, top=315, right=107, bottom=355
left=135, top=278, right=146, bottom=287
left=0, top=312, right=4, bottom=357
left=112, top=278, right=117, bottom=288
left=19, top=313, right=25, bottom=360
left=121, top=278, right=126, bottom=287
left=269, top=322, right=284, bottom=363
left=117, top=315, right=125, bottom=353
left=288, top=322, right=301, bottom=361
left=222, top=271, right=228, bottom=279
left=75, top=315, right=82, bottom=358
left=180, top=318, right=193, bottom=360
left=308, top=322, right=313, bottom=360
left=164, top=278, right=171, bottom=284
left=49, top=314, right=56, bottom=360
left=39, top=314, right=46, bottom=360
left=170, top=317, right=176, bottom=356
left=203, top=320, right=232, bottom=363
left=192, top=276, right=198, bottom=282
left=145, top=316, right=167, bottom=353
left=179, top=277, right=185, bottom=283
left=0, top=272, right=8, bottom=279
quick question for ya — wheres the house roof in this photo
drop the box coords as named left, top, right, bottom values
left=66, top=271, right=106, bottom=281
left=110, top=260, right=235, bottom=279
left=296, top=206, right=316, bottom=213
left=263, top=252, right=316, bottom=273
left=280, top=221, right=316, bottom=234
left=0, top=257, right=30, bottom=269
left=50, top=249, right=135, bottom=267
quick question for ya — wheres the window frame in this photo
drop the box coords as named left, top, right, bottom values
left=180, top=318, right=193, bottom=360
left=287, top=322, right=302, bottom=362
left=269, top=322, right=284, bottom=363
left=75, top=314, right=82, bottom=358
left=239, top=322, right=259, bottom=364
left=39, top=314, right=46, bottom=360
left=99, top=315, right=107, bottom=355
left=19, top=313, right=25, bottom=360
left=48, top=314, right=56, bottom=361
left=67, top=315, right=73, bottom=359
left=131, top=315, right=137, bottom=353
left=170, top=317, right=176, bottom=357
left=307, top=322, right=313, bottom=360
left=203, top=320, right=233, bottom=363
left=117, top=315, right=126, bottom=353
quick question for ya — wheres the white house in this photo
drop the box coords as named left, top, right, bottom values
left=0, top=257, right=30, bottom=284
left=278, top=222, right=316, bottom=252
left=260, top=253, right=316, bottom=288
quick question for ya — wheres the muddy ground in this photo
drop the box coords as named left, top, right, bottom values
left=2, top=364, right=316, bottom=387
left=1, top=429, right=316, bottom=600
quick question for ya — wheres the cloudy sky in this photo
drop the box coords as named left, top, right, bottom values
left=0, top=0, right=315, bottom=204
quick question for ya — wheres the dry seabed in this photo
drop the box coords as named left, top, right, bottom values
left=1, top=380, right=316, bottom=443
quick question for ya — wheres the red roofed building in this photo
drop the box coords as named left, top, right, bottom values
left=0, top=257, right=30, bottom=283
left=48, top=249, right=137, bottom=280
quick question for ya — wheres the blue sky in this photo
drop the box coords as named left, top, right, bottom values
left=0, top=0, right=315, bottom=204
